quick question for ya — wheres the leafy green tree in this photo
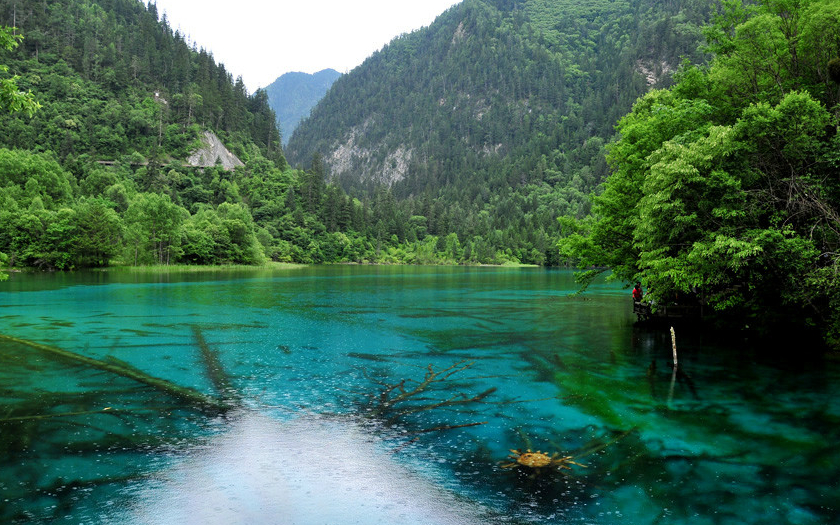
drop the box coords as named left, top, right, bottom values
left=560, top=0, right=840, bottom=342
left=39, top=208, right=78, bottom=270
left=0, top=27, right=39, bottom=116
left=124, top=192, right=186, bottom=265
left=179, top=210, right=218, bottom=264
left=74, top=198, right=123, bottom=267
left=1, top=27, right=40, bottom=280
left=215, top=202, right=266, bottom=264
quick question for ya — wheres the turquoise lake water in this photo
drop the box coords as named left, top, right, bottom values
left=0, top=266, right=838, bottom=524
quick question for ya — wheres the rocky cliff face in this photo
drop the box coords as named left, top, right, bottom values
left=187, top=131, right=244, bottom=170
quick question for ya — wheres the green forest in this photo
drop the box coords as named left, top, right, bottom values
left=0, top=0, right=517, bottom=275
left=0, top=0, right=709, bottom=277
left=560, top=0, right=840, bottom=344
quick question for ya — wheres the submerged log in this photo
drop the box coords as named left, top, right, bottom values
left=192, top=325, right=238, bottom=401
left=0, top=333, right=232, bottom=414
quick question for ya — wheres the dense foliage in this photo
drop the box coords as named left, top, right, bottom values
left=0, top=26, right=38, bottom=117
left=1, top=0, right=715, bottom=271
left=1, top=24, right=40, bottom=281
left=288, top=0, right=710, bottom=265
left=560, top=0, right=840, bottom=343
left=0, top=0, right=294, bottom=271
left=264, top=69, right=341, bottom=145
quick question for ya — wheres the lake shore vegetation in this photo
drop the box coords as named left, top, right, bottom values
left=5, top=0, right=840, bottom=347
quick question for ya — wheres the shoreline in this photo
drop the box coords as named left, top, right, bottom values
left=2, top=261, right=543, bottom=275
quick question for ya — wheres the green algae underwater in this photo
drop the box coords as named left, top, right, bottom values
left=0, top=266, right=838, bottom=524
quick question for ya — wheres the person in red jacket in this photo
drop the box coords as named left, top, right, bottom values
left=632, top=282, right=643, bottom=302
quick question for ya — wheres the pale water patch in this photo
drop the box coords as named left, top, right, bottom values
left=110, top=411, right=500, bottom=525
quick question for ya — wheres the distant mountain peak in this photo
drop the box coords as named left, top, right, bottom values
left=263, top=69, right=342, bottom=145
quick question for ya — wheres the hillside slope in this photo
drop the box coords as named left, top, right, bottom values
left=286, top=0, right=710, bottom=263
left=0, top=0, right=283, bottom=166
left=0, top=0, right=378, bottom=271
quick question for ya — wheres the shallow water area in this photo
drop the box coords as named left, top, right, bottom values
left=1, top=266, right=838, bottom=524
left=105, top=410, right=501, bottom=525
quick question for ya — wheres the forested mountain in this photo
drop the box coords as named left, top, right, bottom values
left=287, top=0, right=710, bottom=264
left=1, top=0, right=589, bottom=270
left=0, top=0, right=283, bottom=165
left=0, top=0, right=373, bottom=269
left=264, top=69, right=341, bottom=145
left=0, top=0, right=712, bottom=271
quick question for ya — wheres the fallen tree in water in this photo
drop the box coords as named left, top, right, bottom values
left=0, top=332, right=232, bottom=414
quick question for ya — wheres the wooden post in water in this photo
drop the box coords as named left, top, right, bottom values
left=670, top=327, right=678, bottom=368
left=668, top=327, right=678, bottom=406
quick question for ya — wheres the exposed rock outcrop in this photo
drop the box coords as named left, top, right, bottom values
left=187, top=131, right=244, bottom=170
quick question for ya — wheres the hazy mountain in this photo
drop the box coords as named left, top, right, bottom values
left=263, top=69, right=342, bottom=145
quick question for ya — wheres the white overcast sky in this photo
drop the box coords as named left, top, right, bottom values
left=150, top=0, right=462, bottom=92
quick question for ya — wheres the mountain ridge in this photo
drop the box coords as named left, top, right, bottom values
left=287, top=0, right=708, bottom=195
left=284, top=0, right=709, bottom=264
